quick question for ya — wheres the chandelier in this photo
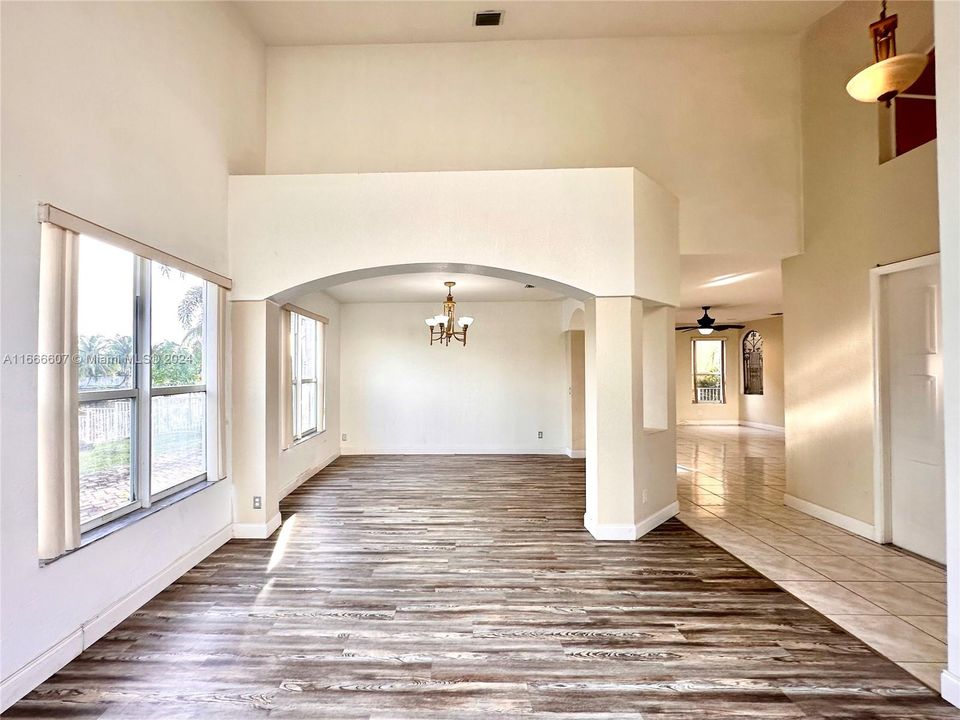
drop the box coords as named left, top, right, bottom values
left=425, top=281, right=474, bottom=346
left=846, top=1, right=927, bottom=105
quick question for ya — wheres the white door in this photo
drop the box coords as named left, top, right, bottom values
left=884, top=260, right=945, bottom=563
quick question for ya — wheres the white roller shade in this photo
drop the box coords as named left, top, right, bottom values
left=38, top=204, right=232, bottom=289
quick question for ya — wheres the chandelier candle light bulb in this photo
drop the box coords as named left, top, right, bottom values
left=426, top=282, right=474, bottom=347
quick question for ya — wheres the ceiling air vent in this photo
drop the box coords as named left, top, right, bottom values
left=474, top=11, right=503, bottom=27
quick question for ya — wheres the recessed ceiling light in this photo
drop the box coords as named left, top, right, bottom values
left=474, top=10, right=503, bottom=27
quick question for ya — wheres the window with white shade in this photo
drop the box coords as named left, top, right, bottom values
left=76, top=235, right=214, bottom=531
left=290, top=311, right=325, bottom=441
left=38, top=208, right=228, bottom=560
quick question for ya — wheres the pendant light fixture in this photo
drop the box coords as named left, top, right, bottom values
left=846, top=1, right=927, bottom=105
left=425, top=282, right=474, bottom=347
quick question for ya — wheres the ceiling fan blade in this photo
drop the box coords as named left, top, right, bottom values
left=713, top=324, right=745, bottom=330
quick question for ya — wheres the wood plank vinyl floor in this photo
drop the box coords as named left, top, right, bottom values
left=7, top=455, right=960, bottom=718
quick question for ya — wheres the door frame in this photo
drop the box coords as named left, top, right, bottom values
left=870, top=252, right=941, bottom=543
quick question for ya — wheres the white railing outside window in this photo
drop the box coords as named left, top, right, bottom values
left=696, top=386, right=722, bottom=404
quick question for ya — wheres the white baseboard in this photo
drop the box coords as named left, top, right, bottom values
left=233, top=512, right=282, bottom=539
left=341, top=445, right=566, bottom=455
left=584, top=501, right=679, bottom=541
left=280, top=452, right=340, bottom=499
left=563, top=447, right=586, bottom=459
left=679, top=420, right=784, bottom=434
left=0, top=524, right=232, bottom=713
left=0, top=629, right=83, bottom=712
left=783, top=493, right=877, bottom=541
left=739, top=421, right=785, bottom=434
left=941, top=669, right=960, bottom=708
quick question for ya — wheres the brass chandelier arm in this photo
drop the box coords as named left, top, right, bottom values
left=424, top=281, right=472, bottom=347
left=427, top=324, right=468, bottom=346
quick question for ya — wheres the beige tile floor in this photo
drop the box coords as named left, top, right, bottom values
left=676, top=424, right=947, bottom=692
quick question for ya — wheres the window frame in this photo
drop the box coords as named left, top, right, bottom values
left=289, top=311, right=325, bottom=443
left=146, top=263, right=209, bottom=502
left=742, top=330, right=764, bottom=396
left=77, top=246, right=214, bottom=534
left=691, top=338, right=726, bottom=405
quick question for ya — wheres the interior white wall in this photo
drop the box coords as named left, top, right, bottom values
left=340, top=301, right=566, bottom=454
left=228, top=168, right=677, bottom=304
left=278, top=290, right=341, bottom=497
left=783, top=0, right=939, bottom=527
left=934, top=0, right=960, bottom=705
left=0, top=1, right=265, bottom=706
left=739, top=317, right=785, bottom=429
left=264, top=35, right=802, bottom=257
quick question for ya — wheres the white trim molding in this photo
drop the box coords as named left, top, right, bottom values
left=739, top=421, right=785, bottom=434
left=279, top=453, right=340, bottom=500
left=679, top=420, right=784, bottom=434
left=0, top=525, right=232, bottom=713
left=233, top=512, right=282, bottom=540
left=341, top=445, right=567, bottom=455
left=0, top=631, right=82, bottom=712
left=784, top=493, right=879, bottom=542
left=584, top=501, right=679, bottom=541
left=943, top=669, right=960, bottom=708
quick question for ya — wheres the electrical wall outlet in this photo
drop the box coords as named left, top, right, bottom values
left=253, top=496, right=262, bottom=510
left=641, top=489, right=648, bottom=504
left=538, top=431, right=543, bottom=439
left=341, top=433, right=347, bottom=442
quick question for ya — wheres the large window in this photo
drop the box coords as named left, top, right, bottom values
left=742, top=330, right=764, bottom=396
left=77, top=235, right=212, bottom=531
left=289, top=311, right=325, bottom=442
left=692, top=339, right=725, bottom=404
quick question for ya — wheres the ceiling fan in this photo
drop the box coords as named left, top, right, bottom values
left=676, top=306, right=744, bottom=335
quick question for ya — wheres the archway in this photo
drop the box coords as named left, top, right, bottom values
left=228, top=167, right=680, bottom=542
left=271, top=262, right=593, bottom=305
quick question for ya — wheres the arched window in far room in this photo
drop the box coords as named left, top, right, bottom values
left=742, top=330, right=763, bottom=395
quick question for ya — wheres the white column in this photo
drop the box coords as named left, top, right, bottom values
left=230, top=300, right=282, bottom=539
left=935, top=0, right=960, bottom=706
left=584, top=297, right=678, bottom=540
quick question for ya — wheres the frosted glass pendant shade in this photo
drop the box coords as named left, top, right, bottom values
left=458, top=316, right=474, bottom=328
left=697, top=327, right=715, bottom=336
left=425, top=318, right=436, bottom=327
left=846, top=53, right=927, bottom=103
